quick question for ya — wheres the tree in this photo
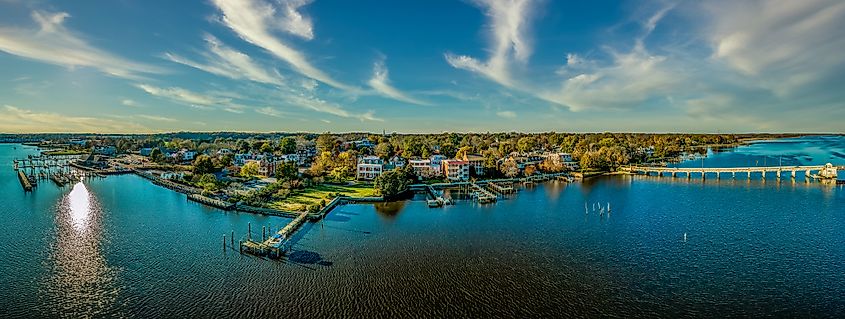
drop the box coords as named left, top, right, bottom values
left=192, top=154, right=215, bottom=175
left=240, top=161, right=259, bottom=177
left=196, top=173, right=219, bottom=192
left=259, top=142, right=274, bottom=154
left=279, top=137, right=297, bottom=154
left=316, top=134, right=337, bottom=154
left=500, top=158, right=519, bottom=177
left=375, top=142, right=393, bottom=159
left=455, top=146, right=471, bottom=160
left=374, top=169, right=412, bottom=199
left=524, top=164, right=536, bottom=176
left=150, top=148, right=164, bottom=163
left=517, top=136, right=537, bottom=153
left=276, top=161, right=298, bottom=180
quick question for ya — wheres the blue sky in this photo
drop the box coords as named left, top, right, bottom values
left=0, top=0, right=844, bottom=133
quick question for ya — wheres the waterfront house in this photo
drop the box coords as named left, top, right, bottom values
left=442, top=159, right=470, bottom=181
left=460, top=154, right=486, bottom=176
left=357, top=156, right=384, bottom=180
left=139, top=147, right=154, bottom=157
left=409, top=158, right=433, bottom=179
left=93, top=146, right=117, bottom=156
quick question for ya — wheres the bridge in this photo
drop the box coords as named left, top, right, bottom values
left=624, top=163, right=841, bottom=180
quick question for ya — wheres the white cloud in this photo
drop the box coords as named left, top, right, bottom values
left=136, top=84, right=246, bottom=113
left=367, top=59, right=428, bottom=105
left=702, top=0, right=845, bottom=95
left=543, top=47, right=676, bottom=111
left=121, top=99, right=139, bottom=107
left=445, top=0, right=537, bottom=87
left=211, top=0, right=354, bottom=91
left=496, top=110, right=516, bottom=118
left=0, top=11, right=162, bottom=79
left=278, top=0, right=315, bottom=40
left=164, top=34, right=284, bottom=86
left=0, top=105, right=147, bottom=133
left=256, top=106, right=284, bottom=117
left=136, top=114, right=177, bottom=122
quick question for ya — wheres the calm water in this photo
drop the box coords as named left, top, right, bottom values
left=1, top=137, right=843, bottom=318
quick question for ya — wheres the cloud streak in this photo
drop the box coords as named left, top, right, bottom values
left=367, top=59, right=428, bottom=105
left=136, top=84, right=246, bottom=113
left=0, top=105, right=147, bottom=133
left=0, top=11, right=162, bottom=79
left=445, top=0, right=537, bottom=87
left=211, top=0, right=354, bottom=91
left=164, top=34, right=284, bottom=86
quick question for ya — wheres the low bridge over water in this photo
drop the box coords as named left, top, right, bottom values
left=624, top=163, right=841, bottom=180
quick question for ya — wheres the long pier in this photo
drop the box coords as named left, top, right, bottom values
left=625, top=163, right=841, bottom=180
left=240, top=212, right=309, bottom=258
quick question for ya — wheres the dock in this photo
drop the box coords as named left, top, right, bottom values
left=487, top=181, right=515, bottom=194
left=240, top=212, right=309, bottom=258
left=469, top=182, right=497, bottom=203
left=17, top=170, right=33, bottom=191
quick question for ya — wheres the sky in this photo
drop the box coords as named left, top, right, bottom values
left=0, top=0, right=844, bottom=134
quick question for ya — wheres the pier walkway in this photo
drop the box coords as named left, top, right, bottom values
left=625, top=163, right=841, bottom=179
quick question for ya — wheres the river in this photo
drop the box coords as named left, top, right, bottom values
left=1, top=136, right=843, bottom=318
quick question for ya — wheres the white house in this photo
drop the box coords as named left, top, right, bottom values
left=357, top=156, right=384, bottom=180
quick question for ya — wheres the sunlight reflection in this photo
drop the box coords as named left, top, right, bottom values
left=68, top=181, right=91, bottom=231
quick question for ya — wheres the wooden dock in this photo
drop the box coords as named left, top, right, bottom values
left=487, top=181, right=514, bottom=194
left=17, top=170, right=33, bottom=191
left=469, top=182, right=497, bottom=203
left=240, top=212, right=309, bottom=258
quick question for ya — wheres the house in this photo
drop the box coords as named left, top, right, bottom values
left=543, top=152, right=579, bottom=170
left=389, top=156, right=407, bottom=168
left=341, top=139, right=375, bottom=150
left=169, top=149, right=196, bottom=163
left=357, top=156, right=384, bottom=180
left=409, top=159, right=433, bottom=178
left=93, top=146, right=117, bottom=156
left=139, top=148, right=154, bottom=157
left=278, top=153, right=302, bottom=166
left=462, top=154, right=486, bottom=176
left=234, top=153, right=268, bottom=166
left=442, top=159, right=470, bottom=181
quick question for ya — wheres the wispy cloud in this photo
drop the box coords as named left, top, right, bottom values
left=702, top=0, right=845, bottom=95
left=164, top=34, right=284, bottom=86
left=0, top=11, right=163, bottom=79
left=210, top=0, right=354, bottom=91
left=256, top=106, right=285, bottom=117
left=0, top=105, right=147, bottom=133
left=496, top=110, right=516, bottom=118
left=136, top=84, right=246, bottom=113
left=136, top=114, right=177, bottom=122
left=278, top=0, right=315, bottom=40
left=445, top=0, right=538, bottom=87
left=121, top=99, right=140, bottom=107
left=367, top=58, right=428, bottom=105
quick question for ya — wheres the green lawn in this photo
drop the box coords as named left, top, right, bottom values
left=269, top=183, right=376, bottom=212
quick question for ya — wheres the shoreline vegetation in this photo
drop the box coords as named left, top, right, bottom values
left=5, top=132, right=828, bottom=216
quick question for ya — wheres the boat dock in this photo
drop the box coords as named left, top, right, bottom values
left=487, top=181, right=515, bottom=194
left=469, top=182, right=497, bottom=203
left=240, top=212, right=309, bottom=258
left=625, top=163, right=842, bottom=180
left=17, top=170, right=33, bottom=191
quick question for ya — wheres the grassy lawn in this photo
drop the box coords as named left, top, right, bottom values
left=269, top=183, right=376, bottom=212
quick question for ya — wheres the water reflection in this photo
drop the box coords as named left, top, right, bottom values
left=41, top=181, right=119, bottom=316
left=68, top=182, right=92, bottom=231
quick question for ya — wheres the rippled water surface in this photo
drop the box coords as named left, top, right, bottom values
left=1, top=136, right=843, bottom=318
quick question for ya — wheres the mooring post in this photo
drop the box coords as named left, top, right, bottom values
left=223, top=234, right=227, bottom=249
left=231, top=230, right=234, bottom=246
left=248, top=222, right=251, bottom=240
left=238, top=240, right=242, bottom=253
left=262, top=226, right=266, bottom=241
